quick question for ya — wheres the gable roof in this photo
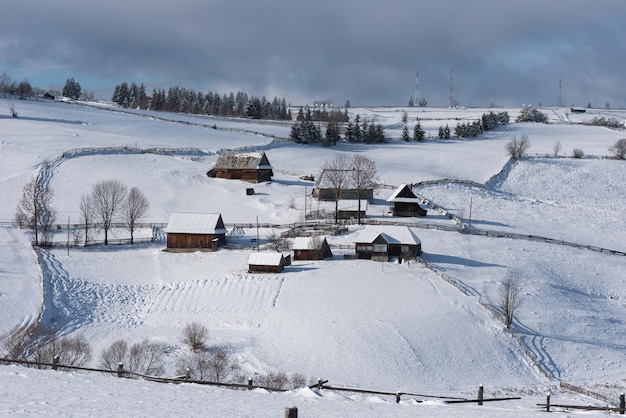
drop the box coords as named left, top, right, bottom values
left=247, top=252, right=284, bottom=266
left=213, top=152, right=272, bottom=170
left=353, top=226, right=421, bottom=245
left=386, top=184, right=419, bottom=203
left=292, top=236, right=328, bottom=250
left=166, top=213, right=227, bottom=234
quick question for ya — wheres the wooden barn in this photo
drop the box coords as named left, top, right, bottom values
left=353, top=226, right=422, bottom=262
left=207, top=151, right=273, bottom=183
left=292, top=236, right=333, bottom=261
left=386, top=184, right=427, bottom=217
left=336, top=200, right=368, bottom=220
left=247, top=252, right=289, bottom=273
left=165, top=212, right=227, bottom=252
left=312, top=169, right=374, bottom=201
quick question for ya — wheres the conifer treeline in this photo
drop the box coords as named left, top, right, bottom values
left=111, top=81, right=291, bottom=120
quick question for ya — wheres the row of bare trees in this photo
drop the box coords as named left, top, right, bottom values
left=15, top=178, right=149, bottom=246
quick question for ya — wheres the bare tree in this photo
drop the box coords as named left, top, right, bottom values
left=266, top=229, right=289, bottom=252
left=9, top=102, right=18, bottom=118
left=90, top=179, right=127, bottom=245
left=552, top=141, right=562, bottom=158
left=499, top=271, right=524, bottom=328
left=32, top=334, right=92, bottom=370
left=609, top=138, right=626, bottom=160
left=350, top=154, right=378, bottom=224
left=505, top=135, right=530, bottom=160
left=182, top=322, right=209, bottom=352
left=78, top=194, right=94, bottom=246
left=124, top=187, right=149, bottom=244
left=572, top=148, right=585, bottom=159
left=15, top=175, right=56, bottom=246
left=321, top=154, right=351, bottom=224
left=100, top=340, right=164, bottom=376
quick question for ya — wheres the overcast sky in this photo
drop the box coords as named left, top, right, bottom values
left=2, top=0, right=625, bottom=107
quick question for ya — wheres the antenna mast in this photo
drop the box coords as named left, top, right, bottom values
left=449, top=67, right=456, bottom=107
left=415, top=68, right=420, bottom=105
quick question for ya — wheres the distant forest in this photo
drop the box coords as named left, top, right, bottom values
left=112, top=81, right=293, bottom=121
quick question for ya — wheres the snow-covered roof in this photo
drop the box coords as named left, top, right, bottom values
left=292, top=236, right=327, bottom=250
left=386, top=184, right=420, bottom=203
left=247, top=252, right=284, bottom=266
left=353, top=226, right=421, bottom=245
left=166, top=212, right=227, bottom=234
left=214, top=151, right=272, bottom=170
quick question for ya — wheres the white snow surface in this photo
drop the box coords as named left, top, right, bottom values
left=1, top=99, right=625, bottom=416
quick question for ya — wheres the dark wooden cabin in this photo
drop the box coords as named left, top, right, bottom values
left=292, top=236, right=333, bottom=260
left=166, top=212, right=227, bottom=252
left=353, top=226, right=422, bottom=262
left=312, top=169, right=374, bottom=201
left=247, top=252, right=288, bottom=273
left=386, top=184, right=427, bottom=217
left=207, top=151, right=273, bottom=183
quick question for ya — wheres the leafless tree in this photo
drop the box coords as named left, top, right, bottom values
left=90, top=179, right=127, bottom=245
left=321, top=154, right=351, bottom=224
left=100, top=340, right=164, bottom=376
left=78, top=194, right=94, bottom=246
left=15, top=175, right=56, bottom=246
left=182, top=322, right=209, bottom=352
left=499, top=271, right=524, bottom=329
left=124, top=187, right=149, bottom=244
left=609, top=138, right=626, bottom=160
left=572, top=148, right=585, bottom=159
left=32, top=334, right=91, bottom=370
left=552, top=141, right=562, bottom=158
left=266, top=229, right=289, bottom=252
left=505, top=135, right=530, bottom=160
left=9, top=102, right=18, bottom=117
left=350, top=154, right=378, bottom=224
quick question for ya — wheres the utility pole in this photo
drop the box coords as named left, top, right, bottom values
left=449, top=67, right=456, bottom=107
left=415, top=68, right=420, bottom=106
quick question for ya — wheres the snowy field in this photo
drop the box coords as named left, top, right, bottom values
left=1, top=98, right=625, bottom=416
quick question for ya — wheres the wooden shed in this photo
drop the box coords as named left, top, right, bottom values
left=353, top=226, right=422, bottom=262
left=247, top=252, right=288, bottom=273
left=336, top=200, right=368, bottom=220
left=386, top=184, right=427, bottom=217
left=292, top=236, right=333, bottom=261
left=312, top=169, right=374, bottom=201
left=166, top=212, right=227, bottom=252
left=207, top=151, right=273, bottom=183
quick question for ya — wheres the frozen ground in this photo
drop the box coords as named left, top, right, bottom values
left=1, top=99, right=625, bottom=416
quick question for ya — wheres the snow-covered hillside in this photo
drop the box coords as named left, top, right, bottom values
left=1, top=99, right=625, bottom=416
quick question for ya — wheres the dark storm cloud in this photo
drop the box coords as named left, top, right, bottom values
left=2, top=0, right=625, bottom=106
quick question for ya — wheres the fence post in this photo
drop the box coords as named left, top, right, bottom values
left=284, top=407, right=298, bottom=418
left=248, top=378, right=253, bottom=390
left=620, top=393, right=625, bottom=415
left=395, top=392, right=401, bottom=403
left=52, top=355, right=59, bottom=371
left=185, top=368, right=191, bottom=380
left=477, top=384, right=484, bottom=406
left=316, top=379, right=323, bottom=391
left=117, top=363, right=124, bottom=378
left=546, top=391, right=551, bottom=412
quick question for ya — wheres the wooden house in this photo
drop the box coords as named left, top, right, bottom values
left=386, top=184, right=427, bottom=217
left=292, top=236, right=333, bottom=260
left=353, top=226, right=422, bottom=262
left=336, top=200, right=368, bottom=220
left=207, top=151, right=273, bottom=183
left=247, top=252, right=288, bottom=273
left=312, top=169, right=374, bottom=201
left=166, top=212, right=227, bottom=252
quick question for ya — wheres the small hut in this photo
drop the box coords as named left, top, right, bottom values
left=166, top=212, right=227, bottom=252
left=337, top=200, right=368, bottom=220
left=386, top=184, right=427, bottom=217
left=247, top=252, right=288, bottom=273
left=207, top=151, right=273, bottom=183
left=353, top=225, right=422, bottom=262
left=312, top=169, right=374, bottom=201
left=292, top=236, right=333, bottom=261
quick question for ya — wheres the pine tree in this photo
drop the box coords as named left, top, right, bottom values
left=413, top=121, right=425, bottom=141
left=401, top=125, right=410, bottom=141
